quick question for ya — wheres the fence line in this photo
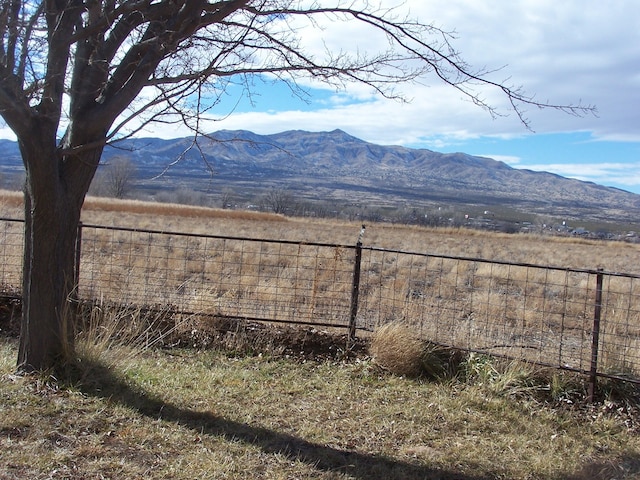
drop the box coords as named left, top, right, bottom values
left=1, top=216, right=639, bottom=390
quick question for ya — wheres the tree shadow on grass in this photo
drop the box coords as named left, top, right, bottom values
left=73, top=359, right=493, bottom=480
left=566, top=453, right=640, bottom=480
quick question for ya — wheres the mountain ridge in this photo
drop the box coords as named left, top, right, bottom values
left=107, top=129, right=640, bottom=225
left=0, top=129, right=639, bottom=226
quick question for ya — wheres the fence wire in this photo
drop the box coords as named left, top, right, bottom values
left=0, top=218, right=22, bottom=296
left=78, top=224, right=356, bottom=329
left=1, top=217, right=639, bottom=383
left=357, top=247, right=640, bottom=381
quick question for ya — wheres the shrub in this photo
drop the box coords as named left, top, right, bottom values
left=369, top=322, right=455, bottom=379
left=370, top=322, right=424, bottom=377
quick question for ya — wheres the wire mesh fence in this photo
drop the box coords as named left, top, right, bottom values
left=357, top=247, right=640, bottom=385
left=1, top=217, right=639, bottom=386
left=0, top=218, right=22, bottom=297
left=77, top=223, right=356, bottom=329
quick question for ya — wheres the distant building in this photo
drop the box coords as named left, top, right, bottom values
left=571, top=227, right=589, bottom=236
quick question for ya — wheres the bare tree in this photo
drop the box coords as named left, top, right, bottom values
left=220, top=189, right=234, bottom=209
left=96, top=156, right=137, bottom=198
left=263, top=188, right=294, bottom=214
left=0, top=0, right=595, bottom=372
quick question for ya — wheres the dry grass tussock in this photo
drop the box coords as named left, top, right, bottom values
left=370, top=322, right=425, bottom=377
left=62, top=300, right=367, bottom=370
left=368, top=322, right=539, bottom=395
left=368, top=322, right=640, bottom=409
left=72, top=301, right=178, bottom=367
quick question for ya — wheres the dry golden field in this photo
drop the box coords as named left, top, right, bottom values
left=2, top=189, right=639, bottom=272
left=2, top=190, right=640, bottom=377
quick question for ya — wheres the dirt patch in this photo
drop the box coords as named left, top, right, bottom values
left=0, top=293, right=21, bottom=337
left=0, top=296, right=368, bottom=362
left=168, top=315, right=369, bottom=362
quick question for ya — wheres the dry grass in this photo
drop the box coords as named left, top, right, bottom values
left=83, top=196, right=288, bottom=223
left=72, top=301, right=180, bottom=368
left=2, top=190, right=640, bottom=478
left=3, top=190, right=640, bottom=377
left=1, top=296, right=640, bottom=479
left=369, top=322, right=459, bottom=380
left=3, top=188, right=640, bottom=272
left=1, top=332, right=640, bottom=480
left=369, top=322, right=426, bottom=377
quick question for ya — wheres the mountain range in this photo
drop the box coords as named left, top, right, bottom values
left=1, top=129, right=639, bottom=227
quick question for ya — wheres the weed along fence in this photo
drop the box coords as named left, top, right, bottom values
left=1, top=216, right=640, bottom=389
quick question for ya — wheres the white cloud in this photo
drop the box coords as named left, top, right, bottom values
left=10, top=0, right=637, bottom=149
left=0, top=127, right=16, bottom=141
left=259, top=0, right=640, bottom=142
left=478, top=155, right=523, bottom=166
left=135, top=0, right=635, bottom=154
left=519, top=162, right=640, bottom=188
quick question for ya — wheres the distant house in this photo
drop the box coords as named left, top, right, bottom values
left=571, top=227, right=589, bottom=236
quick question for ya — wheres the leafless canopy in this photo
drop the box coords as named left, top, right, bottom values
left=0, top=0, right=594, bottom=152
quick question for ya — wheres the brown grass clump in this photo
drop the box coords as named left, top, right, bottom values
left=369, top=322, right=458, bottom=379
left=370, top=322, right=426, bottom=377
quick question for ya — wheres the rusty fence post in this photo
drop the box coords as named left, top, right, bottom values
left=587, top=269, right=604, bottom=403
left=73, top=221, right=83, bottom=301
left=348, top=225, right=366, bottom=341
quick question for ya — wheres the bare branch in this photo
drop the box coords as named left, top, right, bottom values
left=1, top=0, right=598, bottom=157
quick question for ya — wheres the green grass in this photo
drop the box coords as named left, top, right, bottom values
left=1, top=336, right=639, bottom=479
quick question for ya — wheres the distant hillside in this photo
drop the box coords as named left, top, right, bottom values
left=1, top=129, right=639, bottom=226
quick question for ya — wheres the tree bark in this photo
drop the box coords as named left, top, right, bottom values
left=16, top=135, right=100, bottom=373
left=17, top=188, right=79, bottom=372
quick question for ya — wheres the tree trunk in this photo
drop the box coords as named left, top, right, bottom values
left=16, top=136, right=99, bottom=373
left=17, top=189, right=80, bottom=372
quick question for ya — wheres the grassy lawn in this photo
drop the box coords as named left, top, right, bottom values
left=1, top=335, right=639, bottom=480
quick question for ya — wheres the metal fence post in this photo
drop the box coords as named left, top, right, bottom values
left=74, top=221, right=83, bottom=301
left=587, top=269, right=604, bottom=403
left=348, top=225, right=365, bottom=341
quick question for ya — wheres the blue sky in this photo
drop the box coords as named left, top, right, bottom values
left=164, top=0, right=639, bottom=194
left=2, top=1, right=639, bottom=193
left=191, top=77, right=640, bottom=193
